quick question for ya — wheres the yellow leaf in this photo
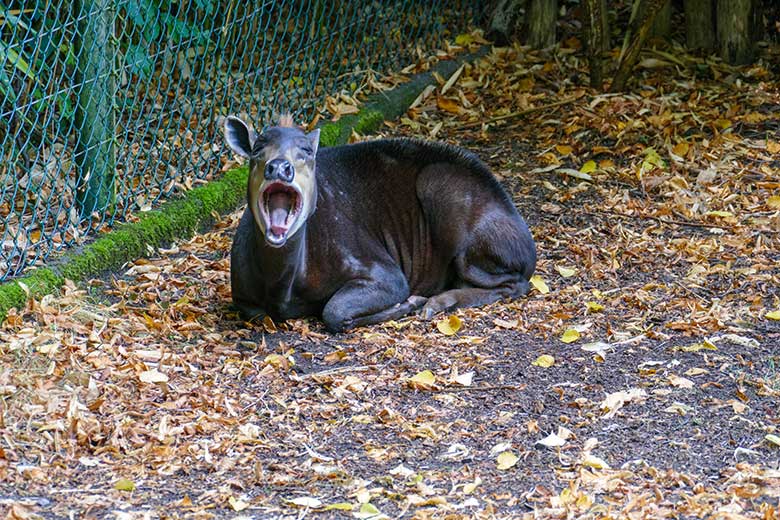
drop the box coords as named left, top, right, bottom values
left=436, top=96, right=462, bottom=114
left=714, top=118, right=732, bottom=129
left=360, top=503, right=380, bottom=514
left=766, top=434, right=780, bottom=447
left=560, top=329, right=580, bottom=343
left=409, top=370, right=436, bottom=390
left=585, top=301, right=604, bottom=312
left=677, top=341, right=717, bottom=352
left=672, top=141, right=689, bottom=157
left=230, top=496, right=250, bottom=511
left=705, top=210, right=733, bottom=218
left=436, top=315, right=462, bottom=335
left=531, top=354, right=555, bottom=368
left=496, top=451, right=518, bottom=470
left=463, top=476, right=482, bottom=494
left=114, top=478, right=135, bottom=491
left=766, top=310, right=780, bottom=321
left=325, top=502, right=354, bottom=511
left=637, top=147, right=665, bottom=179
left=263, top=353, right=293, bottom=370
left=581, top=454, right=610, bottom=469
left=768, top=140, right=780, bottom=154
left=555, top=265, right=576, bottom=277
left=454, top=33, right=473, bottom=46
left=580, top=160, right=597, bottom=174
left=139, top=370, right=168, bottom=384
left=555, top=144, right=573, bottom=155
left=576, top=493, right=593, bottom=509
left=530, top=275, right=549, bottom=294
left=767, top=196, right=780, bottom=209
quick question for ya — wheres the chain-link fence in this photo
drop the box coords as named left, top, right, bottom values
left=1, top=0, right=480, bottom=281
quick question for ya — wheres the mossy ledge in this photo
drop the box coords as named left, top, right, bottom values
left=0, top=47, right=487, bottom=323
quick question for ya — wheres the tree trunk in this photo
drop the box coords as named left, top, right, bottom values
left=684, top=0, right=715, bottom=50
left=651, top=0, right=671, bottom=39
left=526, top=0, right=558, bottom=48
left=582, top=0, right=609, bottom=88
left=486, top=0, right=525, bottom=46
left=717, top=0, right=755, bottom=64
left=610, top=0, right=669, bottom=92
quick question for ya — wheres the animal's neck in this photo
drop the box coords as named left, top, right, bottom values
left=256, top=225, right=307, bottom=294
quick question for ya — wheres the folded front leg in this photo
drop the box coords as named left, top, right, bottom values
left=321, top=267, right=415, bottom=332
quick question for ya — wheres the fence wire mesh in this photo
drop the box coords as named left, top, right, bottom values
left=1, top=0, right=479, bottom=280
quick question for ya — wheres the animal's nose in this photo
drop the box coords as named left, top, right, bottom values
left=264, top=159, right=294, bottom=182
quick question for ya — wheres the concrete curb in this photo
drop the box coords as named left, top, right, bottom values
left=0, top=47, right=488, bottom=323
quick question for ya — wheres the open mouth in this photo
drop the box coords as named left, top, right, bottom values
left=259, top=182, right=302, bottom=246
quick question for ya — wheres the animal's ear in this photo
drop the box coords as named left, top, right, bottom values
left=307, top=128, right=320, bottom=156
left=224, top=116, right=254, bottom=157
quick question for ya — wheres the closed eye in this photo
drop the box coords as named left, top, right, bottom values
left=296, top=148, right=313, bottom=161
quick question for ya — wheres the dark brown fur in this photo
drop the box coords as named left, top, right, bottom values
left=228, top=129, right=536, bottom=332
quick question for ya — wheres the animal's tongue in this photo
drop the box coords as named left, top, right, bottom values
left=268, top=192, right=292, bottom=234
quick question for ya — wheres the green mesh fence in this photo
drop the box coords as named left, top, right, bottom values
left=0, top=0, right=479, bottom=280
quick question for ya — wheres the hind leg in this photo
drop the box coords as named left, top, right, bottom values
left=419, top=229, right=534, bottom=320
left=417, top=207, right=535, bottom=319
left=415, top=163, right=536, bottom=320
left=419, top=276, right=529, bottom=320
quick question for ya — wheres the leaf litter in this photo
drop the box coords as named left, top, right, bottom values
left=1, top=30, right=780, bottom=519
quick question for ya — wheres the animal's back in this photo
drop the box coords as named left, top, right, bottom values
left=310, top=138, right=534, bottom=296
left=317, top=138, right=510, bottom=199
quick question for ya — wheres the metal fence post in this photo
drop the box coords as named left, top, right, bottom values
left=74, top=0, right=116, bottom=219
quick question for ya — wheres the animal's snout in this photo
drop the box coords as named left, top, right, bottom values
left=264, top=159, right=294, bottom=182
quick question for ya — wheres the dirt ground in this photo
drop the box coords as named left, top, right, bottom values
left=1, top=38, right=780, bottom=519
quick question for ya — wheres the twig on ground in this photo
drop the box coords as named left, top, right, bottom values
left=456, top=94, right=585, bottom=130
left=296, top=365, right=372, bottom=379
left=582, top=209, right=737, bottom=231
left=439, top=384, right=525, bottom=392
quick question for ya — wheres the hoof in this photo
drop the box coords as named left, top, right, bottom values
left=406, top=295, right=428, bottom=308
left=418, top=305, right=437, bottom=321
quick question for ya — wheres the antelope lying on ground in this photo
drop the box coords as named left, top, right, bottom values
left=224, top=115, right=536, bottom=332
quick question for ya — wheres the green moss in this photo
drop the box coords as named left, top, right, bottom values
left=0, top=268, right=64, bottom=323
left=318, top=123, right=343, bottom=147
left=353, top=109, right=385, bottom=134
